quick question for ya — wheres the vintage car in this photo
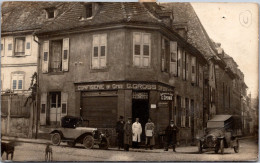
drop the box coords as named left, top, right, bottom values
left=50, top=116, right=109, bottom=149
left=197, top=115, right=240, bottom=154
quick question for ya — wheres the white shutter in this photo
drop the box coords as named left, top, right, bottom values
left=191, top=56, right=196, bottom=83
left=133, top=32, right=141, bottom=67
left=186, top=53, right=189, bottom=80
left=92, top=35, right=99, bottom=69
left=62, top=38, right=70, bottom=71
left=25, top=35, right=32, bottom=56
left=161, top=38, right=165, bottom=71
left=100, top=34, right=107, bottom=68
left=182, top=51, right=186, bottom=80
left=40, top=93, right=47, bottom=125
left=42, top=41, right=49, bottom=73
left=6, top=37, right=13, bottom=56
left=142, top=33, right=150, bottom=67
left=170, top=41, right=177, bottom=75
left=1, top=38, right=5, bottom=57
left=61, top=92, right=68, bottom=117
left=177, top=47, right=182, bottom=77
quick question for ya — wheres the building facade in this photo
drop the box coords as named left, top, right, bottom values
left=36, top=2, right=207, bottom=146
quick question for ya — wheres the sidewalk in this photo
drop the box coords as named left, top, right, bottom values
left=2, top=136, right=51, bottom=145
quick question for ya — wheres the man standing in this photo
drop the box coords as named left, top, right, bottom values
left=116, top=116, right=125, bottom=150
left=164, top=120, right=179, bottom=152
left=145, top=118, right=155, bottom=150
left=124, top=117, right=132, bottom=151
left=132, top=118, right=142, bottom=148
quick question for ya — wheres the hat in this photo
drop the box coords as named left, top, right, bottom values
left=170, top=120, right=174, bottom=123
left=119, top=116, right=124, bottom=119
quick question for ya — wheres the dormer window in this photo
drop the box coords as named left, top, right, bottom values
left=46, top=8, right=57, bottom=19
left=85, top=4, right=93, bottom=18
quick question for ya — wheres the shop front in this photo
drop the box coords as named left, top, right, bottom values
left=75, top=81, right=174, bottom=146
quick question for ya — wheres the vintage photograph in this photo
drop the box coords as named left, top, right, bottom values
left=1, top=1, right=259, bottom=161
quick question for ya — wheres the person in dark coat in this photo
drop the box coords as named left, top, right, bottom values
left=116, top=116, right=125, bottom=150
left=164, top=120, right=179, bottom=152
left=123, top=117, right=132, bottom=151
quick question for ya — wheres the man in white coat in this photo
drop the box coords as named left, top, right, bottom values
left=132, top=118, right=142, bottom=148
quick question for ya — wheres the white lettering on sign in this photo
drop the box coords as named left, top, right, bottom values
left=160, top=93, right=173, bottom=101
left=126, top=83, right=156, bottom=90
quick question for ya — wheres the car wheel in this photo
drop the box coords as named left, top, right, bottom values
left=99, top=138, right=109, bottom=150
left=67, top=141, right=76, bottom=147
left=220, top=139, right=224, bottom=154
left=51, top=133, right=61, bottom=146
left=83, top=135, right=94, bottom=149
left=234, top=139, right=239, bottom=153
left=198, top=141, right=203, bottom=153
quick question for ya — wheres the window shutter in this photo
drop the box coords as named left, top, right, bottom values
left=61, top=92, right=68, bottom=117
left=6, top=37, right=13, bottom=56
left=177, top=47, right=182, bottom=77
left=186, top=53, right=189, bottom=80
left=40, top=93, right=47, bottom=125
left=62, top=38, right=70, bottom=71
left=199, top=65, right=203, bottom=87
left=170, top=41, right=177, bottom=75
left=42, top=41, right=49, bottom=73
left=191, top=56, right=196, bottom=83
left=92, top=35, right=99, bottom=69
left=182, top=51, right=186, bottom=80
left=161, top=38, right=165, bottom=71
left=1, top=38, right=5, bottom=57
left=99, top=34, right=107, bottom=68
left=142, top=33, right=150, bottom=67
left=133, top=32, right=141, bottom=67
left=25, top=35, right=32, bottom=56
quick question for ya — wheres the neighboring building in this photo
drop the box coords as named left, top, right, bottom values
left=35, top=2, right=207, bottom=146
left=1, top=2, right=70, bottom=137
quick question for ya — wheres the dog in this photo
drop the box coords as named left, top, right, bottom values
left=1, top=141, right=15, bottom=160
left=45, top=143, right=53, bottom=161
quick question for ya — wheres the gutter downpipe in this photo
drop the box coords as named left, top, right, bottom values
left=33, top=34, right=40, bottom=139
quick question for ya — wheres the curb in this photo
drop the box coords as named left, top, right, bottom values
left=2, top=136, right=51, bottom=145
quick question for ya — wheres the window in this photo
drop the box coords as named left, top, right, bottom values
left=161, top=38, right=170, bottom=72
left=14, top=37, right=25, bottom=56
left=170, top=41, right=177, bottom=75
left=46, top=8, right=56, bottom=19
left=181, top=97, right=186, bottom=127
left=8, top=44, right=12, bottom=50
left=50, top=92, right=61, bottom=108
left=182, top=51, right=186, bottom=80
left=186, top=53, right=189, bottom=80
left=1, top=44, right=3, bottom=51
left=92, top=34, right=107, bottom=69
left=177, top=47, right=182, bottom=77
left=42, top=38, right=70, bottom=73
left=85, top=4, right=93, bottom=18
left=191, top=56, right=196, bottom=84
left=41, top=104, right=46, bottom=113
left=12, top=73, right=24, bottom=90
left=185, top=98, right=190, bottom=127
left=133, top=32, right=151, bottom=67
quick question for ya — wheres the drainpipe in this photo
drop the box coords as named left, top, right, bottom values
left=33, top=34, right=40, bottom=139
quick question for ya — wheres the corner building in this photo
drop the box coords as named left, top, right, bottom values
left=36, top=2, right=207, bottom=146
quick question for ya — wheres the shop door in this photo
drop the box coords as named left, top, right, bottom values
left=132, top=92, right=149, bottom=141
left=49, top=92, right=61, bottom=126
left=81, top=96, right=117, bottom=128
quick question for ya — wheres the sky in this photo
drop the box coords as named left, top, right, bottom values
left=191, top=3, right=259, bottom=98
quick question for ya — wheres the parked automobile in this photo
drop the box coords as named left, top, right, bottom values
left=49, top=116, right=109, bottom=149
left=197, top=115, right=240, bottom=154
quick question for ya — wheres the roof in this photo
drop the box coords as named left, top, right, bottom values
left=161, top=3, right=218, bottom=59
left=1, top=2, right=71, bottom=33
left=36, top=2, right=164, bottom=34
left=208, top=115, right=232, bottom=122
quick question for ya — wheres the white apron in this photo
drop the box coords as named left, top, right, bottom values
left=132, top=122, right=142, bottom=142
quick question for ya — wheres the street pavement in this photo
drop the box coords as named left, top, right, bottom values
left=1, top=137, right=258, bottom=161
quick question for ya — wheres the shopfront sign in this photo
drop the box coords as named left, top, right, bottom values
left=76, top=81, right=174, bottom=92
left=160, top=92, right=173, bottom=101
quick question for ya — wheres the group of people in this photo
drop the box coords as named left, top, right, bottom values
left=116, top=116, right=179, bottom=152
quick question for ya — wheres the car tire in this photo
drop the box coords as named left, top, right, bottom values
left=51, top=133, right=61, bottom=146
left=220, top=139, right=224, bottom=154
left=83, top=135, right=94, bottom=149
left=99, top=138, right=109, bottom=150
left=67, top=141, right=76, bottom=147
left=234, top=139, right=239, bottom=153
left=198, top=141, right=203, bottom=153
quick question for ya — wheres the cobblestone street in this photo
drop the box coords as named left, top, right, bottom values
left=1, top=138, right=258, bottom=161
